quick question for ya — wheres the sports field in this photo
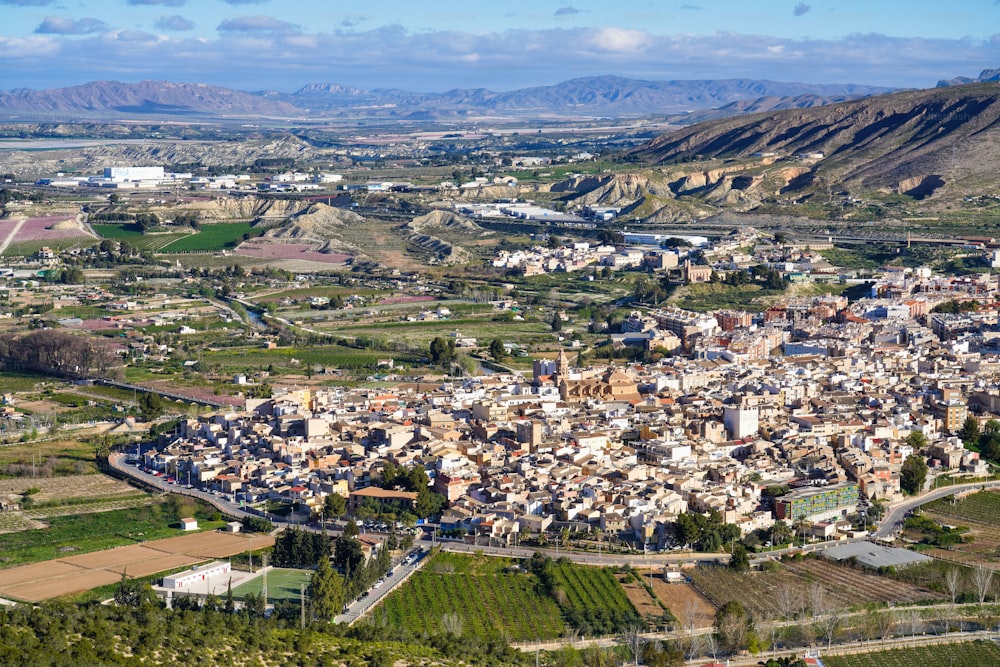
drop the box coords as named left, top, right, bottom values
left=230, top=567, right=312, bottom=601
left=0, top=531, right=274, bottom=602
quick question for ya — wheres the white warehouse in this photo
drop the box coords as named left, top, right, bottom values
left=162, top=561, right=231, bottom=591
left=104, top=166, right=166, bottom=182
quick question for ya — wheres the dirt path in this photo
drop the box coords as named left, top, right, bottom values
left=0, top=216, right=27, bottom=255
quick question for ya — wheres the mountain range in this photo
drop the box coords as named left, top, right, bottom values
left=0, top=76, right=893, bottom=121
left=627, top=80, right=1000, bottom=202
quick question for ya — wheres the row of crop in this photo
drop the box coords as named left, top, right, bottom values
left=927, top=491, right=1000, bottom=524
left=823, top=640, right=1000, bottom=667
left=380, top=570, right=565, bottom=642
left=552, top=561, right=632, bottom=614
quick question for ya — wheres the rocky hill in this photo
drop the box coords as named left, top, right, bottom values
left=627, top=82, right=1000, bottom=202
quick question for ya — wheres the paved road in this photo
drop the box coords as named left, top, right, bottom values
left=334, top=548, right=430, bottom=625
left=875, top=479, right=1000, bottom=538
left=108, top=452, right=261, bottom=522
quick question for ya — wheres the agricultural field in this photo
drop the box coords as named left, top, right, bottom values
left=0, top=438, right=104, bottom=477
left=379, top=551, right=566, bottom=641
left=93, top=222, right=253, bottom=253
left=201, top=344, right=422, bottom=373
left=823, top=640, right=1000, bottom=667
left=320, top=316, right=556, bottom=349
left=616, top=570, right=667, bottom=626
left=689, top=558, right=942, bottom=620
left=649, top=580, right=716, bottom=630
left=546, top=559, right=641, bottom=633
left=230, top=568, right=312, bottom=601
left=0, top=495, right=224, bottom=568
left=0, top=474, right=139, bottom=506
left=234, top=240, right=351, bottom=265
left=158, top=222, right=254, bottom=253
left=924, top=490, right=1000, bottom=525
left=922, top=491, right=1000, bottom=567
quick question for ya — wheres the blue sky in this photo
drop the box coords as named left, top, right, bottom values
left=0, top=0, right=997, bottom=92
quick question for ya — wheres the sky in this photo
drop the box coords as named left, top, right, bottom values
left=0, top=0, right=997, bottom=93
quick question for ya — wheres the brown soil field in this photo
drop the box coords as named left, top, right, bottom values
left=2, top=570, right=121, bottom=602
left=0, top=475, right=138, bottom=505
left=150, top=531, right=273, bottom=557
left=105, top=554, right=202, bottom=578
left=650, top=580, right=716, bottom=629
left=59, top=544, right=167, bottom=569
left=689, top=558, right=942, bottom=620
left=0, top=530, right=274, bottom=601
left=0, top=561, right=83, bottom=589
left=617, top=571, right=664, bottom=624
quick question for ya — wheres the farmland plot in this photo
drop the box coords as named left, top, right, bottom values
left=923, top=491, right=1000, bottom=567
left=689, top=558, right=941, bottom=619
left=823, top=640, right=1000, bottom=667
left=379, top=552, right=566, bottom=641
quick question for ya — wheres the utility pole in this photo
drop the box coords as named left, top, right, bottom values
left=262, top=554, right=268, bottom=608
left=300, top=584, right=306, bottom=629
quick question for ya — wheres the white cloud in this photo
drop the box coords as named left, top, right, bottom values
left=589, top=27, right=651, bottom=53
left=1, top=26, right=997, bottom=92
left=217, top=15, right=300, bottom=35
left=35, top=16, right=108, bottom=35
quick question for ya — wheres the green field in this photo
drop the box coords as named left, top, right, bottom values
left=230, top=567, right=312, bottom=601
left=823, top=640, right=1000, bottom=667
left=202, top=344, right=422, bottom=372
left=1, top=238, right=94, bottom=257
left=92, top=222, right=253, bottom=253
left=0, top=438, right=102, bottom=477
left=323, top=316, right=555, bottom=348
left=925, top=490, right=1000, bottom=524
left=91, top=223, right=147, bottom=239
left=0, top=496, right=224, bottom=567
left=159, top=222, right=254, bottom=253
left=379, top=551, right=566, bottom=641
left=0, top=371, right=49, bottom=393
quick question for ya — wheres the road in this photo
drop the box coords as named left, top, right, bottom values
left=0, top=216, right=27, bottom=255
left=875, top=479, right=1000, bottom=538
left=334, top=548, right=430, bottom=625
left=108, top=452, right=262, bottom=522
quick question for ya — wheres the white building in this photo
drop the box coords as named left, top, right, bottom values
left=723, top=405, right=759, bottom=440
left=162, top=561, right=231, bottom=590
left=104, top=167, right=165, bottom=182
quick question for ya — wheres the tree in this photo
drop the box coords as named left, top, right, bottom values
left=944, top=567, right=962, bottom=605
left=715, top=600, right=752, bottom=654
left=958, top=416, right=981, bottom=449
left=900, top=454, right=928, bottom=495
left=488, top=338, right=506, bottom=362
left=729, top=542, right=750, bottom=572
left=904, top=431, right=928, bottom=451
left=309, top=557, right=345, bottom=622
left=974, top=564, right=994, bottom=604
left=324, top=493, right=347, bottom=519
left=550, top=311, right=563, bottom=332
left=428, top=336, right=455, bottom=366
left=138, top=391, right=164, bottom=422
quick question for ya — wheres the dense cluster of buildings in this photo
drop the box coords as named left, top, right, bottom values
left=143, top=258, right=1000, bottom=549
